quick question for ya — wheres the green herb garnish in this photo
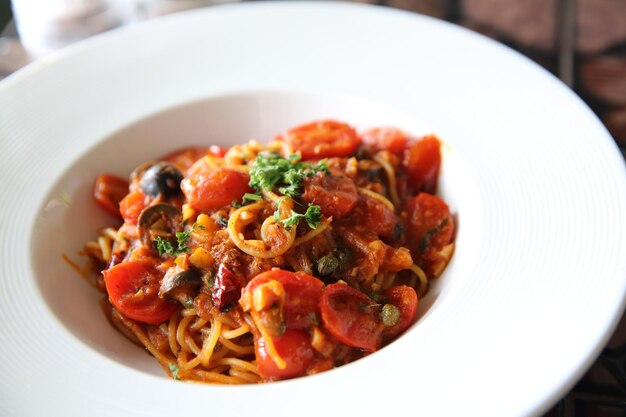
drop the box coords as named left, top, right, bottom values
left=155, top=237, right=174, bottom=256
left=303, top=204, right=322, bottom=229
left=168, top=363, right=181, bottom=380
left=281, top=210, right=304, bottom=230
left=249, top=153, right=328, bottom=198
left=232, top=193, right=263, bottom=208
left=155, top=232, right=191, bottom=257
left=242, top=193, right=263, bottom=204
left=273, top=196, right=287, bottom=221
left=279, top=204, right=323, bottom=230
left=176, top=231, right=191, bottom=250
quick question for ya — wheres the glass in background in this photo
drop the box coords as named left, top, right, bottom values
left=10, top=0, right=136, bottom=58
left=9, top=0, right=239, bottom=59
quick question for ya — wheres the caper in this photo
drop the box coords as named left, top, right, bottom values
left=317, top=253, right=340, bottom=276
left=380, top=304, right=400, bottom=327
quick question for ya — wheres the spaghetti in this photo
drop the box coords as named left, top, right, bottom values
left=84, top=120, right=455, bottom=383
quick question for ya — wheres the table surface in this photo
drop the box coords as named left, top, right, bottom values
left=1, top=2, right=625, bottom=416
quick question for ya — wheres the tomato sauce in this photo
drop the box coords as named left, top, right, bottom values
left=85, top=120, right=455, bottom=383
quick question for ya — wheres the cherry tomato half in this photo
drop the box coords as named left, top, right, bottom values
left=405, top=192, right=454, bottom=257
left=119, top=190, right=149, bottom=225
left=241, top=269, right=324, bottom=329
left=181, top=167, right=252, bottom=211
left=103, top=260, right=177, bottom=325
left=358, top=193, right=397, bottom=238
left=255, top=329, right=314, bottom=381
left=320, top=283, right=384, bottom=351
left=93, top=174, right=129, bottom=218
left=302, top=172, right=358, bottom=219
left=278, top=120, right=362, bottom=159
left=161, top=146, right=226, bottom=172
left=362, top=127, right=409, bottom=155
left=404, top=135, right=441, bottom=194
left=383, top=285, right=418, bottom=339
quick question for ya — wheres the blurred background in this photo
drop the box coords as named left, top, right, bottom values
left=1, top=0, right=625, bottom=416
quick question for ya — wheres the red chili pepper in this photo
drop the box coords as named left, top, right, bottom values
left=212, top=264, right=242, bottom=311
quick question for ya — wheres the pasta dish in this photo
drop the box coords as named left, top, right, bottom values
left=78, top=120, right=455, bottom=383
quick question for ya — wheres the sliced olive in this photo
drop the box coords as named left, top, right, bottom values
left=129, top=161, right=156, bottom=186
left=137, top=203, right=182, bottom=248
left=159, top=268, right=202, bottom=308
left=140, top=162, right=184, bottom=198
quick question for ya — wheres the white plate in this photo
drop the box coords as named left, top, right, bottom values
left=1, top=2, right=625, bottom=417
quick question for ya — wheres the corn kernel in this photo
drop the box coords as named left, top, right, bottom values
left=174, top=254, right=189, bottom=269
left=189, top=247, right=214, bottom=269
left=182, top=204, right=195, bottom=222
left=195, top=213, right=212, bottom=230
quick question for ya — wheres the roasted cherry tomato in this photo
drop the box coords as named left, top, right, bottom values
left=404, top=135, right=441, bottom=194
left=103, top=260, right=177, bottom=325
left=320, top=283, right=384, bottom=351
left=405, top=192, right=454, bottom=256
left=161, top=146, right=227, bottom=172
left=119, top=190, right=149, bottom=225
left=181, top=167, right=252, bottom=211
left=359, top=194, right=397, bottom=238
left=302, top=172, right=358, bottom=219
left=241, top=269, right=324, bottom=329
left=362, top=127, right=409, bottom=155
left=93, top=174, right=129, bottom=218
left=383, top=285, right=418, bottom=339
left=278, top=120, right=361, bottom=159
left=256, top=329, right=314, bottom=381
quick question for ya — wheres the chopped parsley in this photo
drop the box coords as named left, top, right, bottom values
left=168, top=363, right=180, bottom=380
left=303, top=204, right=322, bottom=229
left=155, top=237, right=174, bottom=256
left=273, top=196, right=288, bottom=221
left=155, top=231, right=191, bottom=257
left=232, top=193, right=265, bottom=209
left=248, top=153, right=328, bottom=198
left=243, top=192, right=263, bottom=202
left=281, top=210, right=304, bottom=230
left=176, top=231, right=191, bottom=248
left=279, top=204, right=323, bottom=230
